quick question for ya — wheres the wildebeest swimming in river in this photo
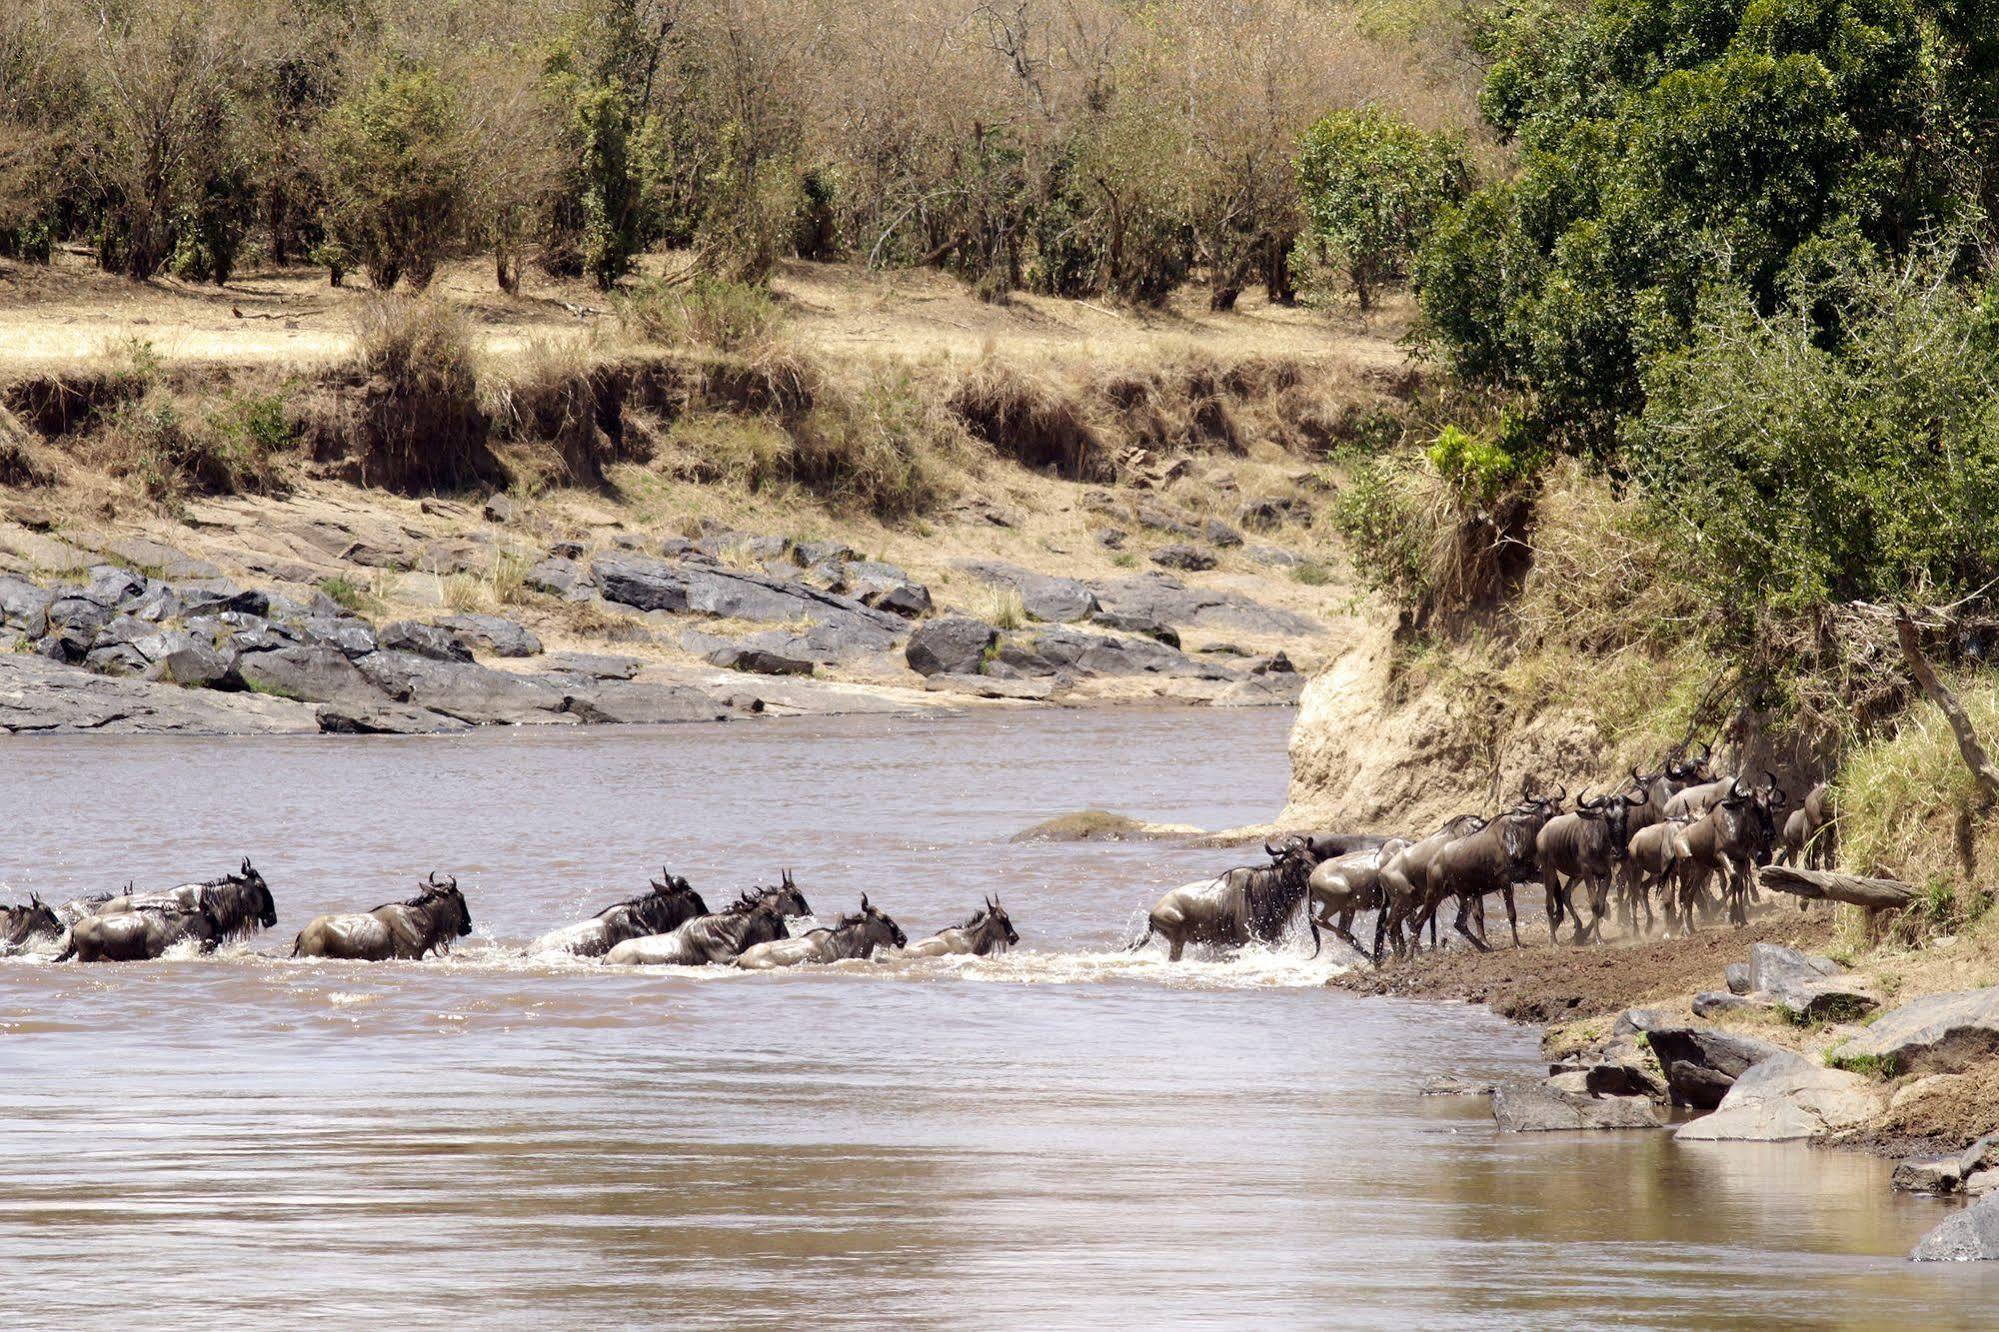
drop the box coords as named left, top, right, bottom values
left=90, top=859, right=277, bottom=941
left=59, top=902, right=224, bottom=962
left=1, top=896, right=64, bottom=954
left=292, top=873, right=473, bottom=960
left=1135, top=839, right=1320, bottom=962
left=735, top=896, right=908, bottom=969
left=604, top=892, right=794, bottom=966
left=529, top=870, right=708, bottom=957
left=886, top=896, right=1019, bottom=959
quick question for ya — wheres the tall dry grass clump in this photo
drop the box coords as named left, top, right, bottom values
left=351, top=295, right=496, bottom=493
left=619, top=276, right=785, bottom=354
left=948, top=358, right=1103, bottom=480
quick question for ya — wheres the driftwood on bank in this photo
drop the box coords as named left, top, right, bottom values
left=1761, top=865, right=1916, bottom=912
left=1895, top=605, right=1999, bottom=805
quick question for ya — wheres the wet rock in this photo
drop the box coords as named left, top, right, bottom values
left=1491, top=1081, right=1664, bottom=1132
left=379, top=621, right=475, bottom=663
left=540, top=652, right=644, bottom=680
left=355, top=650, right=571, bottom=725
left=1151, top=543, right=1217, bottom=572
left=1910, top=1193, right=1999, bottom=1261
left=1645, top=1027, right=1787, bottom=1109
left=705, top=646, right=813, bottom=676
left=905, top=617, right=997, bottom=677
left=1419, top=1074, right=1497, bottom=1097
left=923, top=673, right=1054, bottom=701
left=438, top=614, right=542, bottom=659
left=1674, top=1053, right=1886, bottom=1141
left=300, top=616, right=379, bottom=659
left=317, top=703, right=472, bottom=735
left=1088, top=610, right=1180, bottom=648
left=1206, top=519, right=1244, bottom=548
left=1829, top=987, right=1999, bottom=1079
left=0, top=655, right=321, bottom=735
left=1725, top=962, right=1753, bottom=995
left=562, top=681, right=730, bottom=725
left=1893, top=1156, right=1965, bottom=1195
left=234, top=645, right=390, bottom=710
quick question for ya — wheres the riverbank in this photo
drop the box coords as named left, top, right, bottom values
left=0, top=255, right=1395, bottom=733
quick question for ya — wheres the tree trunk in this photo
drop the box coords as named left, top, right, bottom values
left=1760, top=865, right=1915, bottom=912
left=1896, top=606, right=1999, bottom=805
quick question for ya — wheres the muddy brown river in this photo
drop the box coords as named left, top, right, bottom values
left=3, top=709, right=1995, bottom=1327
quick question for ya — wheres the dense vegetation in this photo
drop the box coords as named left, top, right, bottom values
left=0, top=0, right=1474, bottom=306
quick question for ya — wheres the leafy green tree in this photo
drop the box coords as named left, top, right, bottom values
left=1294, top=107, right=1469, bottom=311
left=317, top=62, right=468, bottom=290
left=1419, top=0, right=1999, bottom=448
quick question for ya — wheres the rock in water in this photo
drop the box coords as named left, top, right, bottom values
left=1673, top=1053, right=1886, bottom=1141
left=1491, top=1081, right=1664, bottom=1132
left=1828, top=986, right=1999, bottom=1078
left=1910, top=1193, right=1999, bottom=1261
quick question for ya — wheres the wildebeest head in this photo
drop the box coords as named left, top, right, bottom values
left=770, top=870, right=811, bottom=918
left=851, top=893, right=907, bottom=950
left=3, top=895, right=61, bottom=946
left=973, top=894, right=1020, bottom=951
left=422, top=872, right=473, bottom=937
left=1669, top=742, right=1716, bottom=784
left=229, top=859, right=279, bottom=928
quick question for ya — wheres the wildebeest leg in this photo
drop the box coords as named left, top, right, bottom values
left=1167, top=933, right=1185, bottom=962
left=1451, top=894, right=1491, bottom=953
left=1501, top=885, right=1520, bottom=948
left=1544, top=873, right=1566, bottom=944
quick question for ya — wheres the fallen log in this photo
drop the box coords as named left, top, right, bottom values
left=1761, top=865, right=1916, bottom=912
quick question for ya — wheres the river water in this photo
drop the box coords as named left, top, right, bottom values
left=2, top=709, right=1994, bottom=1328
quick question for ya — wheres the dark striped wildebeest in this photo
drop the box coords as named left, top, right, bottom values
left=58, top=902, right=224, bottom=962
left=887, top=896, right=1020, bottom=959
left=91, top=859, right=277, bottom=941
left=1134, top=839, right=1321, bottom=962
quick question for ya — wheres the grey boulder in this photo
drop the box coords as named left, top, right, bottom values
left=1910, top=1193, right=1999, bottom=1261
left=1674, top=1052, right=1886, bottom=1141
left=439, top=613, right=543, bottom=658
left=1491, top=1081, right=1664, bottom=1132
left=905, top=617, right=997, bottom=677
left=234, top=645, right=390, bottom=710
left=379, top=621, right=475, bottom=663
left=1828, top=986, right=1999, bottom=1078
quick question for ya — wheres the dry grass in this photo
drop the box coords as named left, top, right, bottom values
left=350, top=295, right=497, bottom=494
left=949, top=356, right=1105, bottom=479
left=967, top=583, right=1027, bottom=630
left=619, top=276, right=784, bottom=354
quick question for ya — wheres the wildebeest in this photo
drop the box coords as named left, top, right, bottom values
left=1306, top=839, right=1410, bottom=961
left=1423, top=796, right=1559, bottom=952
left=55, top=885, right=132, bottom=926
left=1537, top=789, right=1647, bottom=944
left=91, top=859, right=277, bottom=940
left=1778, top=782, right=1837, bottom=871
left=1376, top=815, right=1489, bottom=958
left=529, top=871, right=708, bottom=957
left=1, top=896, right=65, bottom=954
left=58, top=902, right=224, bottom=962
left=1134, top=839, right=1320, bottom=962
left=1677, top=778, right=1784, bottom=928
left=887, top=897, right=1020, bottom=959
left=736, top=896, right=908, bottom=969
left=292, top=873, right=473, bottom=960
left=604, top=892, right=795, bottom=965
left=1623, top=816, right=1697, bottom=933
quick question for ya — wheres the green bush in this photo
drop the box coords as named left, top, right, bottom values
left=318, top=62, right=468, bottom=290
left=1295, top=107, right=1469, bottom=311
left=620, top=276, right=784, bottom=353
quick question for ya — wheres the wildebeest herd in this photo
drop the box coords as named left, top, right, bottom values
left=1140, top=745, right=1838, bottom=963
left=0, top=860, right=1020, bottom=970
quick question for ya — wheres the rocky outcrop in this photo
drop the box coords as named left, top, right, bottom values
left=1674, top=1053, right=1886, bottom=1142
left=1910, top=1193, right=1999, bottom=1261
left=1749, top=943, right=1878, bottom=1021
left=956, top=560, right=1099, bottom=623
left=0, top=655, right=322, bottom=735
left=1828, top=987, right=1999, bottom=1078
left=1645, top=1026, right=1788, bottom=1110
left=1491, top=1080, right=1665, bottom=1132
left=438, top=613, right=543, bottom=658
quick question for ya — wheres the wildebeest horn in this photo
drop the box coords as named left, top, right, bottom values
left=860, top=893, right=870, bottom=910
left=241, top=857, right=252, bottom=874
left=1626, top=788, right=1649, bottom=807
left=1551, top=784, right=1567, bottom=803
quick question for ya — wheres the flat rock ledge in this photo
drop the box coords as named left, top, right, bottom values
left=1491, top=1080, right=1665, bottom=1133
left=1829, top=985, right=1999, bottom=1078
left=1911, top=1193, right=1999, bottom=1262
